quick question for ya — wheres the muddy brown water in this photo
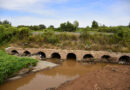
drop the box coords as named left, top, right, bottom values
left=0, top=59, right=113, bottom=90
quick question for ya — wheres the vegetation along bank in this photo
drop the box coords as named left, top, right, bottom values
left=0, top=50, right=37, bottom=84
left=0, top=20, right=130, bottom=52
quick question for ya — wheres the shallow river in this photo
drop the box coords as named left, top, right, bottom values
left=0, top=59, right=111, bottom=90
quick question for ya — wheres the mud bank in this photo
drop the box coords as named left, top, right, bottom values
left=57, top=64, right=130, bottom=90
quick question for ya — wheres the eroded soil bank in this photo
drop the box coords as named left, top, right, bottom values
left=57, top=64, right=130, bottom=90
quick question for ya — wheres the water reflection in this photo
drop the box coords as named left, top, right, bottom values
left=0, top=59, right=109, bottom=90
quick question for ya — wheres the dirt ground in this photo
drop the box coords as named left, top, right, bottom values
left=57, top=65, right=130, bottom=90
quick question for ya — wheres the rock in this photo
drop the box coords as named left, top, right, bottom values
left=8, top=76, right=22, bottom=81
left=46, top=87, right=56, bottom=90
left=18, top=68, right=30, bottom=75
left=111, top=68, right=117, bottom=72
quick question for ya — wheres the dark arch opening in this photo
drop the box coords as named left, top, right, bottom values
left=101, top=55, right=111, bottom=62
left=23, top=51, right=31, bottom=56
left=51, top=53, right=61, bottom=59
left=101, top=55, right=110, bottom=59
left=83, top=54, right=93, bottom=59
left=67, top=53, right=76, bottom=60
left=11, top=50, right=19, bottom=55
left=37, top=51, right=46, bottom=58
left=83, top=54, right=94, bottom=62
left=119, top=55, right=130, bottom=63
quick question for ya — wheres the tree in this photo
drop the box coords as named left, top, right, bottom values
left=17, top=25, right=27, bottom=28
left=73, top=20, right=79, bottom=29
left=0, top=20, right=2, bottom=24
left=29, top=25, right=40, bottom=30
left=86, top=26, right=91, bottom=30
left=39, top=24, right=46, bottom=29
left=48, top=25, right=54, bottom=29
left=2, top=20, right=11, bottom=25
left=92, top=20, right=98, bottom=28
left=128, top=22, right=130, bottom=28
left=60, top=21, right=76, bottom=32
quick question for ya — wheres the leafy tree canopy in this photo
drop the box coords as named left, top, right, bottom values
left=92, top=20, right=99, bottom=29
left=60, top=21, right=76, bottom=32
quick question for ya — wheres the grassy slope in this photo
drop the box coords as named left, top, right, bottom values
left=14, top=31, right=130, bottom=53
left=0, top=50, right=38, bottom=84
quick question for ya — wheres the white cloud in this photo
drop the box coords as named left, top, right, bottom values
left=1, top=14, right=129, bottom=27
left=1, top=16, right=73, bottom=27
left=0, top=0, right=67, bottom=10
left=0, top=0, right=38, bottom=10
left=0, top=0, right=129, bottom=27
left=109, top=0, right=130, bottom=15
left=0, top=0, right=68, bottom=16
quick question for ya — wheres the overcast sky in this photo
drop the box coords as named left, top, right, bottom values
left=0, top=0, right=130, bottom=27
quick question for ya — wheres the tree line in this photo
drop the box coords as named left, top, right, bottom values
left=0, top=20, right=130, bottom=32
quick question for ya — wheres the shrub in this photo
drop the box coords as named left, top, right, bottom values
left=43, top=31, right=59, bottom=44
left=0, top=26, right=17, bottom=45
left=0, top=50, right=37, bottom=84
left=80, top=30, right=90, bottom=40
left=16, top=27, right=31, bottom=40
left=57, top=32, right=78, bottom=41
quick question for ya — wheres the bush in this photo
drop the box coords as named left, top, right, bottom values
left=114, top=28, right=130, bottom=42
left=80, top=30, right=90, bottom=40
left=43, top=31, right=59, bottom=44
left=57, top=32, right=78, bottom=41
left=0, top=50, right=37, bottom=84
left=0, top=26, right=17, bottom=45
left=16, top=27, right=31, bottom=40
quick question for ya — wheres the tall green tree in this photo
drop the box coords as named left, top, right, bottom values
left=128, top=22, right=130, bottom=28
left=60, top=21, right=76, bottom=32
left=92, top=20, right=99, bottom=28
left=29, top=25, right=40, bottom=30
left=0, top=21, right=2, bottom=24
left=2, top=20, right=11, bottom=25
left=73, top=20, right=79, bottom=29
left=39, top=24, right=46, bottom=29
left=48, top=25, right=54, bottom=29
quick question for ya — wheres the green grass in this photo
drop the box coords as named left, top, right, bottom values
left=0, top=50, right=38, bottom=84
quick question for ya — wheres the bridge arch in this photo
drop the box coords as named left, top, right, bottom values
left=101, top=55, right=111, bottom=62
left=83, top=54, right=94, bottom=62
left=83, top=54, right=93, bottom=59
left=67, top=53, right=76, bottom=60
left=51, top=52, right=61, bottom=59
left=37, top=51, right=46, bottom=58
left=23, top=51, right=31, bottom=56
left=11, top=50, right=19, bottom=55
left=119, top=55, right=130, bottom=63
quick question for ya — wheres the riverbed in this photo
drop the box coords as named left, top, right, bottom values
left=0, top=59, right=117, bottom=90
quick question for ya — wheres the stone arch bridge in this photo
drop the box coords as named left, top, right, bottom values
left=6, top=47, right=130, bottom=64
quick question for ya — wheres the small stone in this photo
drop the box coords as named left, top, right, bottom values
left=46, top=87, right=55, bottom=90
